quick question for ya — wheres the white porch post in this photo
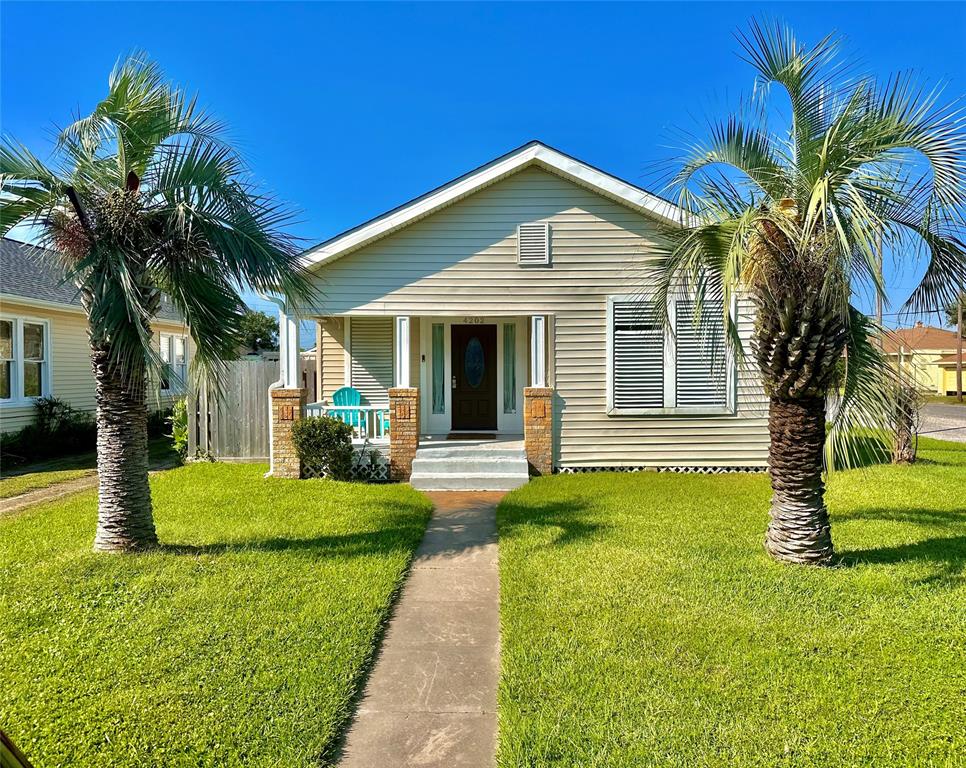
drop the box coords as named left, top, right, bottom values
left=530, top=315, right=546, bottom=387
left=394, top=316, right=410, bottom=387
left=279, top=303, right=300, bottom=389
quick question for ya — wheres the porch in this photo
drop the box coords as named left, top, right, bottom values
left=271, top=307, right=553, bottom=483
left=307, top=314, right=549, bottom=439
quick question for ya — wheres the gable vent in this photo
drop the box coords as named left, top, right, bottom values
left=517, top=222, right=550, bottom=266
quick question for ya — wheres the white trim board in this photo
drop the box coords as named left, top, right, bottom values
left=301, top=141, right=685, bottom=271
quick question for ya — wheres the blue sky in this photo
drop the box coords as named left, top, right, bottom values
left=2, top=2, right=964, bottom=327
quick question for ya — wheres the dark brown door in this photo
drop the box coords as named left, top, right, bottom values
left=451, top=324, right=497, bottom=431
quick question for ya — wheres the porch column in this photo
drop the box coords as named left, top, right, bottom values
left=394, top=316, right=410, bottom=387
left=270, top=299, right=305, bottom=478
left=389, top=387, right=419, bottom=482
left=525, top=315, right=552, bottom=475
left=530, top=315, right=547, bottom=387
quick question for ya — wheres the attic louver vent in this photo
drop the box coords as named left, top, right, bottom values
left=517, top=222, right=550, bottom=266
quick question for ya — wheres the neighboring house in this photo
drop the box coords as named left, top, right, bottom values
left=0, top=238, right=190, bottom=434
left=286, top=141, right=769, bottom=471
left=883, top=322, right=963, bottom=395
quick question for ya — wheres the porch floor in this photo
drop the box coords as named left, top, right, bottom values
left=417, top=434, right=524, bottom=452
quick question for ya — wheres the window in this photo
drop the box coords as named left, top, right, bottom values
left=607, top=296, right=731, bottom=414
left=0, top=316, right=50, bottom=403
left=503, top=323, right=516, bottom=413
left=159, top=333, right=188, bottom=392
left=517, top=222, right=551, bottom=266
left=431, top=323, right=445, bottom=414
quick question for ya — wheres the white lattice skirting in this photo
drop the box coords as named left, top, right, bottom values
left=556, top=465, right=767, bottom=475
left=303, top=445, right=391, bottom=483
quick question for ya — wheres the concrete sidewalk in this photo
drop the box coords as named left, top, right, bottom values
left=338, top=491, right=504, bottom=768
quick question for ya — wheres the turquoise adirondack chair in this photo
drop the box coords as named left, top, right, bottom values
left=331, top=386, right=363, bottom=430
left=330, top=386, right=391, bottom=436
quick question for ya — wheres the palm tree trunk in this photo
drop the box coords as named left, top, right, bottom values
left=91, top=347, right=157, bottom=552
left=765, top=396, right=833, bottom=565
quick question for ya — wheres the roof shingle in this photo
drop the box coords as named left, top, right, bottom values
left=0, top=238, right=182, bottom=322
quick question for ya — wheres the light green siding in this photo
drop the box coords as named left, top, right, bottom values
left=310, top=167, right=769, bottom=467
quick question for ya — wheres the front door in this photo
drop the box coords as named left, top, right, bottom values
left=451, top=324, right=497, bottom=431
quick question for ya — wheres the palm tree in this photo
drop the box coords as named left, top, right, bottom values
left=656, top=21, right=965, bottom=565
left=1, top=54, right=310, bottom=552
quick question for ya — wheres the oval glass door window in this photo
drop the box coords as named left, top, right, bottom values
left=464, top=336, right=485, bottom=388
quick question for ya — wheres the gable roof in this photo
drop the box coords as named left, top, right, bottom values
left=0, top=238, right=183, bottom=322
left=302, top=140, right=684, bottom=270
left=882, top=323, right=960, bottom=354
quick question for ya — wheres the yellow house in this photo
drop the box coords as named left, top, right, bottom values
left=0, top=238, right=191, bottom=434
left=882, top=322, right=963, bottom=395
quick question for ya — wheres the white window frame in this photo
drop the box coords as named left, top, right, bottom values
left=0, top=314, right=52, bottom=406
left=606, top=295, right=736, bottom=416
left=159, top=332, right=188, bottom=394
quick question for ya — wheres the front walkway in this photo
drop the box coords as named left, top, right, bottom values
left=338, top=491, right=504, bottom=768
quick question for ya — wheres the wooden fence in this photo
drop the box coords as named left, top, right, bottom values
left=188, top=358, right=279, bottom=461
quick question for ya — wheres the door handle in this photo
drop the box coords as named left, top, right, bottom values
left=451, top=375, right=457, bottom=389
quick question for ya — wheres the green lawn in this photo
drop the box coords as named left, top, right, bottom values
left=0, top=463, right=432, bottom=767
left=0, top=437, right=180, bottom=500
left=924, top=394, right=965, bottom=405
left=497, top=438, right=966, bottom=767
left=0, top=467, right=94, bottom=499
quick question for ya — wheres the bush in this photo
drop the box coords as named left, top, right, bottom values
left=0, top=397, right=97, bottom=467
left=147, top=407, right=173, bottom=438
left=292, top=416, right=354, bottom=481
left=168, top=399, right=189, bottom=461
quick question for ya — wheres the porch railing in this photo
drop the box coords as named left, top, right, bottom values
left=305, top=401, right=390, bottom=441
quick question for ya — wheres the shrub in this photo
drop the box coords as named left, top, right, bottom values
left=0, top=397, right=96, bottom=467
left=168, top=399, right=189, bottom=461
left=292, top=416, right=354, bottom=481
left=147, top=407, right=173, bottom=438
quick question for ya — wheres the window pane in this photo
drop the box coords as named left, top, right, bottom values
left=0, top=361, right=10, bottom=399
left=431, top=323, right=445, bottom=414
left=0, top=321, right=12, bottom=360
left=23, top=323, right=44, bottom=360
left=175, top=337, right=186, bottom=366
left=24, top=361, right=42, bottom=397
left=675, top=301, right=726, bottom=407
left=613, top=301, right=663, bottom=409
left=503, top=323, right=516, bottom=413
left=160, top=335, right=171, bottom=364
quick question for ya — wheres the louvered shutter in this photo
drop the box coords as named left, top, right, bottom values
left=350, top=317, right=393, bottom=404
left=517, top=222, right=550, bottom=265
left=612, top=301, right=664, bottom=409
left=675, top=301, right=727, bottom=407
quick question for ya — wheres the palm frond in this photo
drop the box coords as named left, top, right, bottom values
left=824, top=308, right=903, bottom=470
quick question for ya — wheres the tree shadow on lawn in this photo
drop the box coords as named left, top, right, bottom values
left=835, top=506, right=966, bottom=528
left=498, top=497, right=606, bottom=549
left=839, top=531, right=966, bottom=586
left=155, top=505, right=428, bottom=559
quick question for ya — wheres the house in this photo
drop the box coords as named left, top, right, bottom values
left=882, top=322, right=963, bottom=396
left=0, top=238, right=191, bottom=434
left=269, top=141, right=769, bottom=485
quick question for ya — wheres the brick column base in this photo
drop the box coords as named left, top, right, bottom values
left=271, top=387, right=305, bottom=478
left=524, top=387, right=554, bottom=476
left=389, top=387, right=419, bottom=482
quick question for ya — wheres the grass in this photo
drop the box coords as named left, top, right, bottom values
left=0, top=467, right=93, bottom=498
left=0, top=437, right=180, bottom=500
left=0, top=463, right=432, bottom=767
left=497, top=438, right=966, bottom=767
left=924, top=394, right=965, bottom=405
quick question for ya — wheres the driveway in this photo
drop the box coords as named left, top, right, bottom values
left=919, top=403, right=966, bottom=443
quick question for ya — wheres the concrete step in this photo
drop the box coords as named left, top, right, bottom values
left=410, top=471, right=530, bottom=491
left=413, top=445, right=526, bottom=460
left=410, top=455, right=529, bottom=475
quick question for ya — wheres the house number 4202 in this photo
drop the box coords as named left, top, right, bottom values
left=462, top=316, right=486, bottom=324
